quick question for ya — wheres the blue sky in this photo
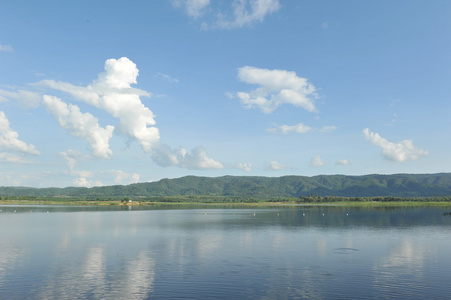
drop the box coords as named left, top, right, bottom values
left=0, top=0, right=450, bottom=188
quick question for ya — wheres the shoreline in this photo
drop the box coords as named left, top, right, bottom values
left=1, top=200, right=451, bottom=207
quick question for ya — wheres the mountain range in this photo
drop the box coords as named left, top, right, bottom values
left=1, top=173, right=451, bottom=199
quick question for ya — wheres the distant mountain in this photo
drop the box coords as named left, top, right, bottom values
left=1, top=173, right=451, bottom=199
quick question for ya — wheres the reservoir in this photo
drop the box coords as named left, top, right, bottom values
left=1, top=205, right=450, bottom=299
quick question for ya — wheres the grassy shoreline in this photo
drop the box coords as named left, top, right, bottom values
left=1, top=199, right=451, bottom=207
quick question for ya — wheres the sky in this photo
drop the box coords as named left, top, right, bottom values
left=0, top=0, right=450, bottom=188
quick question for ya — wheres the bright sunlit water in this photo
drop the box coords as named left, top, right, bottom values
left=1, top=205, right=450, bottom=299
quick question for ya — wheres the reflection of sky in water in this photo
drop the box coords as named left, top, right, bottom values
left=0, top=206, right=450, bottom=299
left=372, top=235, right=438, bottom=299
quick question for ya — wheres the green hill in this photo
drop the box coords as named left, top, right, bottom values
left=1, top=173, right=451, bottom=200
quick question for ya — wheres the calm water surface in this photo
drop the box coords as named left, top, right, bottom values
left=0, top=205, right=450, bottom=299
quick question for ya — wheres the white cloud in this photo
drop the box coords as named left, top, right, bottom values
left=73, top=177, right=103, bottom=188
left=237, top=66, right=317, bottom=114
left=267, top=123, right=337, bottom=134
left=75, top=170, right=95, bottom=179
left=0, top=44, right=13, bottom=52
left=310, top=155, right=325, bottom=167
left=319, top=125, right=337, bottom=132
left=69, top=168, right=103, bottom=188
left=60, top=150, right=82, bottom=173
left=216, top=0, right=280, bottom=29
left=110, top=170, right=140, bottom=184
left=172, top=0, right=210, bottom=19
left=94, top=57, right=140, bottom=89
left=38, top=58, right=158, bottom=153
left=43, top=95, right=114, bottom=159
left=335, top=159, right=349, bottom=166
left=73, top=170, right=139, bottom=187
left=363, top=128, right=429, bottom=162
left=266, top=161, right=289, bottom=171
left=59, top=151, right=139, bottom=186
left=0, top=111, right=40, bottom=155
left=236, top=162, right=252, bottom=172
left=177, top=147, right=223, bottom=169
left=151, top=144, right=223, bottom=169
left=0, top=89, right=42, bottom=108
left=267, top=123, right=312, bottom=134
left=0, top=153, right=34, bottom=164
left=174, top=0, right=280, bottom=30
left=38, top=57, right=221, bottom=170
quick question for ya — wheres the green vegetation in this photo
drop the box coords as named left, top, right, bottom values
left=1, top=173, right=451, bottom=204
left=1, top=195, right=451, bottom=207
left=297, top=195, right=451, bottom=203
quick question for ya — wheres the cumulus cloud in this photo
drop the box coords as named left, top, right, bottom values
left=177, top=147, right=223, bottom=169
left=151, top=145, right=223, bottom=169
left=335, top=159, right=349, bottom=166
left=0, top=89, right=41, bottom=108
left=363, top=128, right=428, bottom=162
left=310, top=155, right=325, bottom=167
left=266, top=161, right=289, bottom=171
left=38, top=57, right=221, bottom=170
left=0, top=111, right=40, bottom=155
left=0, top=44, right=13, bottom=52
left=172, top=0, right=210, bottom=19
left=43, top=95, right=114, bottom=159
left=237, top=66, right=317, bottom=114
left=39, top=57, right=159, bottom=153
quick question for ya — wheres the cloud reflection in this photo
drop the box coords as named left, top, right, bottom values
left=372, top=238, right=436, bottom=297
left=83, top=246, right=106, bottom=298
left=36, top=245, right=155, bottom=299
left=0, top=244, right=25, bottom=287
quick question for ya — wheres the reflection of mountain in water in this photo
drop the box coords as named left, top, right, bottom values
left=2, top=205, right=451, bottom=230
left=250, top=206, right=451, bottom=229
left=169, top=206, right=451, bottom=230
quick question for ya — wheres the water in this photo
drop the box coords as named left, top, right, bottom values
left=0, top=205, right=450, bottom=299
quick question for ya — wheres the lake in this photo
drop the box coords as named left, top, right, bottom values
left=0, top=205, right=450, bottom=299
